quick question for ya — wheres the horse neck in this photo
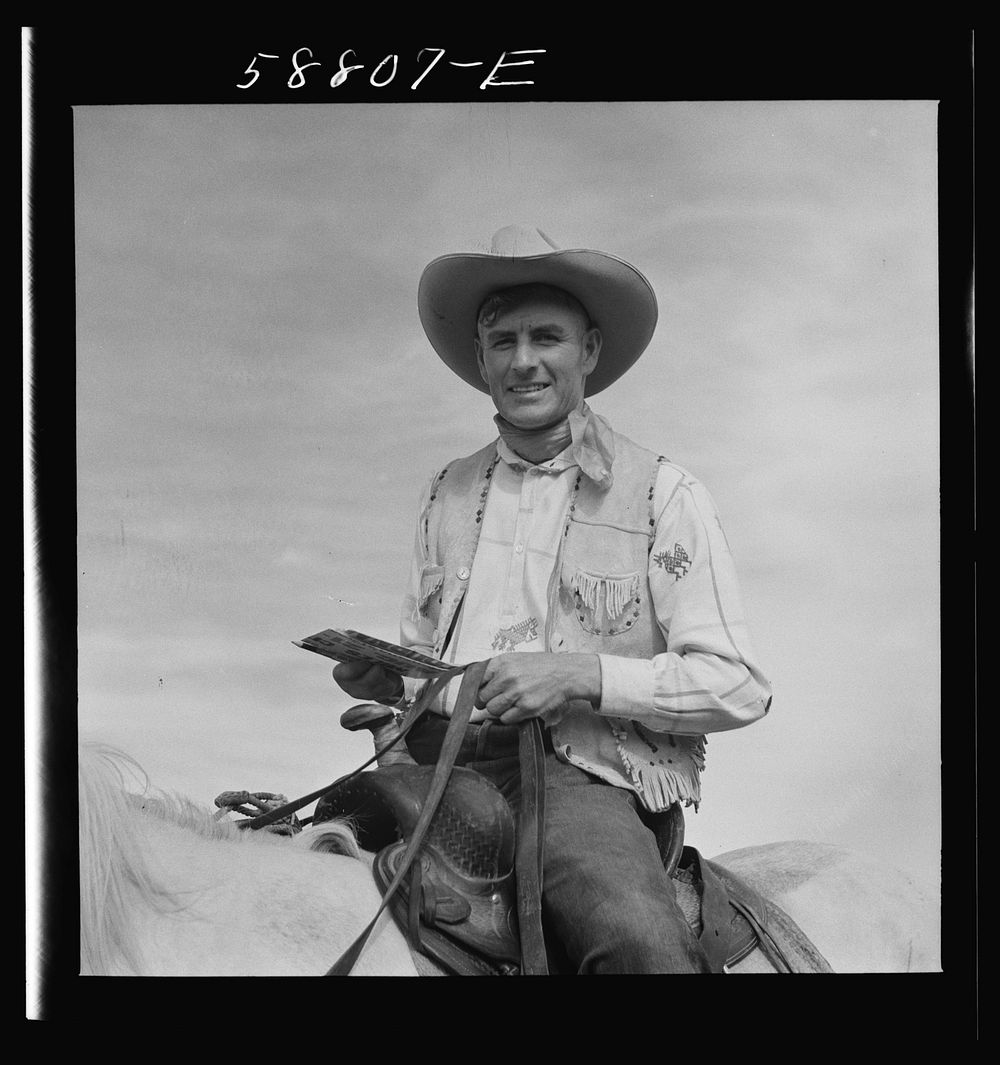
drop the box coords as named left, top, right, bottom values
left=77, top=745, right=275, bottom=974
left=83, top=802, right=418, bottom=975
left=78, top=743, right=416, bottom=976
left=138, top=818, right=422, bottom=975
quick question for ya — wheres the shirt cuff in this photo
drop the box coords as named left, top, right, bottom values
left=596, top=654, right=655, bottom=719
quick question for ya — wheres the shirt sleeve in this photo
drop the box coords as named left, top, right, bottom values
left=596, top=464, right=772, bottom=734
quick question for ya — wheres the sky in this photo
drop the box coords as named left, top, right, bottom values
left=71, top=100, right=941, bottom=898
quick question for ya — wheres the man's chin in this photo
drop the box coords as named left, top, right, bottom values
left=497, top=398, right=566, bottom=430
left=501, top=410, right=564, bottom=431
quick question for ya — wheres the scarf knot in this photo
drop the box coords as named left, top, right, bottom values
left=493, top=403, right=615, bottom=489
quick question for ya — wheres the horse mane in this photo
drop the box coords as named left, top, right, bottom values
left=78, top=741, right=362, bottom=975
left=79, top=743, right=177, bottom=975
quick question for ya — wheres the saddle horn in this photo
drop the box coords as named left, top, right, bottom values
left=340, top=703, right=416, bottom=767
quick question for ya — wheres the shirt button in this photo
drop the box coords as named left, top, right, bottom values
left=515, top=543, right=523, bottom=554
left=457, top=567, right=470, bottom=581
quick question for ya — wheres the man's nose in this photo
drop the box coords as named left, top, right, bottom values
left=511, top=337, right=539, bottom=370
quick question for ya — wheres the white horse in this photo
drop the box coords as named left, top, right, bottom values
left=78, top=742, right=939, bottom=976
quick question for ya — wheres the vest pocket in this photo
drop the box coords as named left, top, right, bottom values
left=417, top=563, right=445, bottom=618
left=563, top=565, right=642, bottom=636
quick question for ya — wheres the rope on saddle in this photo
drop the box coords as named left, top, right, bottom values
left=213, top=791, right=302, bottom=835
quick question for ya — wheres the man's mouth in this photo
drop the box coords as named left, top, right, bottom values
left=509, top=384, right=549, bottom=394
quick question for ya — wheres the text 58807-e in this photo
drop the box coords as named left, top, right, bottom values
left=237, top=48, right=547, bottom=92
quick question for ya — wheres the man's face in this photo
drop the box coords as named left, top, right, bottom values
left=475, top=289, right=602, bottom=430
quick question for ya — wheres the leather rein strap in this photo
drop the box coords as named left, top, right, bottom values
left=326, top=660, right=488, bottom=975
left=234, top=666, right=464, bottom=834
left=516, top=718, right=548, bottom=974
left=324, top=662, right=549, bottom=977
left=234, top=658, right=549, bottom=976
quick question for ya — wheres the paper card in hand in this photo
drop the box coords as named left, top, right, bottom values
left=294, top=628, right=460, bottom=679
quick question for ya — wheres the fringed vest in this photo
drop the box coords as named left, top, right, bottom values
left=413, top=432, right=706, bottom=812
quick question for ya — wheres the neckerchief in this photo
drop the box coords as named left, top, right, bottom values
left=493, top=402, right=615, bottom=489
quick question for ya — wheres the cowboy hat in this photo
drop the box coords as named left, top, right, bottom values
left=417, top=225, right=658, bottom=396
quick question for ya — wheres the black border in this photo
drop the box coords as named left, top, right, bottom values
left=25, top=26, right=976, bottom=1028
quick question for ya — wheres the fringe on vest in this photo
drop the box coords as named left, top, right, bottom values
left=418, top=432, right=710, bottom=814
left=571, top=569, right=640, bottom=624
left=608, top=720, right=706, bottom=812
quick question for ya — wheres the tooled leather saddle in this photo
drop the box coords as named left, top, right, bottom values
left=313, top=758, right=824, bottom=975
left=316, top=764, right=521, bottom=974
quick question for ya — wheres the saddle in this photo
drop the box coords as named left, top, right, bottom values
left=315, top=764, right=522, bottom=974
left=313, top=759, right=821, bottom=975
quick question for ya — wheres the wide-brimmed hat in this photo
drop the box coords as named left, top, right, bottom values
left=417, top=225, right=658, bottom=396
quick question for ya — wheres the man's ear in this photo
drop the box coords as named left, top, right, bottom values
left=582, top=327, right=602, bottom=377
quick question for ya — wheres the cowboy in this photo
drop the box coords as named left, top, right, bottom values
left=332, top=225, right=772, bottom=973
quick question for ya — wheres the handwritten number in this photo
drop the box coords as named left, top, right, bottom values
left=370, top=54, right=398, bottom=87
left=237, top=47, right=546, bottom=93
left=237, top=57, right=260, bottom=90
left=236, top=53, right=278, bottom=90
left=411, top=47, right=445, bottom=91
left=330, top=49, right=364, bottom=88
left=288, top=47, right=321, bottom=89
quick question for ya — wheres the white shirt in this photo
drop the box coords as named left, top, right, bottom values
left=404, top=437, right=771, bottom=732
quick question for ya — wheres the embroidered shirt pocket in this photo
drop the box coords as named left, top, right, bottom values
left=564, top=566, right=642, bottom=636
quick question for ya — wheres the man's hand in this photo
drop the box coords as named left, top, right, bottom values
left=475, top=653, right=601, bottom=725
left=332, top=660, right=404, bottom=705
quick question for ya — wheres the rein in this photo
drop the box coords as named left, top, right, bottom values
left=234, top=659, right=548, bottom=977
left=326, top=661, right=488, bottom=975
left=233, top=667, right=463, bottom=833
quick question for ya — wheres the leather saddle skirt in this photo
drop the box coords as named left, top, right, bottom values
left=315, top=763, right=521, bottom=971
